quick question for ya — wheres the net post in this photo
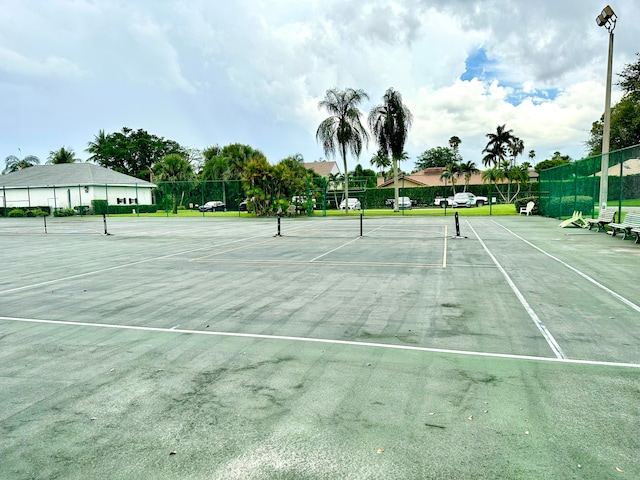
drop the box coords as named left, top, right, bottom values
left=360, top=213, right=363, bottom=237
left=103, top=214, right=112, bottom=236
left=43, top=215, right=47, bottom=234
left=452, top=212, right=467, bottom=239
left=274, top=213, right=282, bottom=237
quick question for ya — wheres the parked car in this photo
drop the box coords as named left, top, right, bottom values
left=239, top=200, right=248, bottom=211
left=199, top=201, right=226, bottom=212
left=339, top=198, right=361, bottom=210
left=386, top=197, right=413, bottom=209
left=397, top=196, right=412, bottom=209
left=291, top=196, right=317, bottom=209
left=452, top=192, right=489, bottom=208
left=434, top=196, right=454, bottom=207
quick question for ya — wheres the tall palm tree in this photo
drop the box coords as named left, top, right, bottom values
left=317, top=88, right=369, bottom=213
left=3, top=153, right=40, bottom=174
left=368, top=88, right=413, bottom=212
left=507, top=136, right=525, bottom=167
left=483, top=124, right=514, bottom=168
left=47, top=147, right=79, bottom=164
left=459, top=160, right=479, bottom=192
left=154, top=153, right=194, bottom=214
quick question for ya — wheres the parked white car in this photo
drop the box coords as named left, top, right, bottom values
left=452, top=192, right=489, bottom=208
left=339, top=198, right=361, bottom=210
left=397, top=197, right=412, bottom=209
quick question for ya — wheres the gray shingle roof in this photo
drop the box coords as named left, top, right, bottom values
left=0, top=163, right=155, bottom=188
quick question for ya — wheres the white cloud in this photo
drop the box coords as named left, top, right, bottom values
left=1, top=0, right=638, bottom=171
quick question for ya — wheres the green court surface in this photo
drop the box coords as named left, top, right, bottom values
left=0, top=215, right=638, bottom=479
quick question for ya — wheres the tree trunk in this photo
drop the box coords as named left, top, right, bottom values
left=342, top=146, right=349, bottom=215
left=393, top=157, right=399, bottom=212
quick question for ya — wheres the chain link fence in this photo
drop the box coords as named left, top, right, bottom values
left=538, top=144, right=640, bottom=219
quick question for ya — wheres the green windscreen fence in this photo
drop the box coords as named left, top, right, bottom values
left=538, top=144, right=640, bottom=219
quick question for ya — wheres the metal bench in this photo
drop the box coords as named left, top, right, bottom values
left=585, top=209, right=616, bottom=232
left=608, top=212, right=640, bottom=240
left=631, top=227, right=640, bottom=244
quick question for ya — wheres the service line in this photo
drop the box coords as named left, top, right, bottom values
left=466, top=221, right=567, bottom=360
left=1, top=315, right=637, bottom=369
left=0, top=232, right=275, bottom=296
left=492, top=221, right=640, bottom=314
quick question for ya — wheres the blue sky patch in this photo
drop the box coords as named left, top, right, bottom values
left=462, top=47, right=559, bottom=105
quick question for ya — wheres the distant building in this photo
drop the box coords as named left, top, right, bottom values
left=377, top=166, right=539, bottom=188
left=0, top=163, right=156, bottom=211
left=303, top=161, right=340, bottom=177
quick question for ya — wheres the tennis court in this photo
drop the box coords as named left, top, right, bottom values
left=0, top=215, right=638, bottom=479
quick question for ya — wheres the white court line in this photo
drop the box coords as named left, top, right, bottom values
left=1, top=315, right=637, bottom=369
left=0, top=232, right=275, bottom=296
left=466, top=221, right=568, bottom=360
left=492, top=221, right=640, bottom=314
left=309, top=225, right=383, bottom=262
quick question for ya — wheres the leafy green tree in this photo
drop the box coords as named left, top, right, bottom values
left=534, top=152, right=572, bottom=171
left=586, top=53, right=640, bottom=156
left=414, top=146, right=459, bottom=170
left=47, top=147, right=79, bottom=164
left=317, top=88, right=369, bottom=213
left=617, top=52, right=640, bottom=99
left=86, top=127, right=185, bottom=180
left=350, top=164, right=377, bottom=188
left=483, top=124, right=514, bottom=168
left=586, top=95, right=640, bottom=156
left=368, top=88, right=413, bottom=211
left=3, top=153, right=40, bottom=174
left=154, top=153, right=194, bottom=214
left=242, top=155, right=275, bottom=216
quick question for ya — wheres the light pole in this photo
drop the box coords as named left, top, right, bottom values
left=596, top=5, right=616, bottom=210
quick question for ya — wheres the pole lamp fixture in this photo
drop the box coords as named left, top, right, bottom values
left=596, top=5, right=616, bottom=210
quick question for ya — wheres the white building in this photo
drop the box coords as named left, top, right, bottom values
left=0, top=163, right=156, bottom=211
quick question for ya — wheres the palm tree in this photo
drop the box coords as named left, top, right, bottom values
left=327, top=172, right=344, bottom=209
left=368, top=88, right=413, bottom=212
left=370, top=149, right=391, bottom=179
left=507, top=137, right=525, bottom=167
left=440, top=162, right=460, bottom=195
left=86, top=129, right=107, bottom=163
left=47, top=147, right=79, bottom=164
left=3, top=153, right=40, bottom=174
left=459, top=160, right=479, bottom=192
left=483, top=124, right=514, bottom=168
left=482, top=167, right=508, bottom=203
left=154, top=153, right=194, bottom=214
left=316, top=88, right=369, bottom=213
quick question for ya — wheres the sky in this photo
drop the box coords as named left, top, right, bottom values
left=1, top=0, right=638, bottom=174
